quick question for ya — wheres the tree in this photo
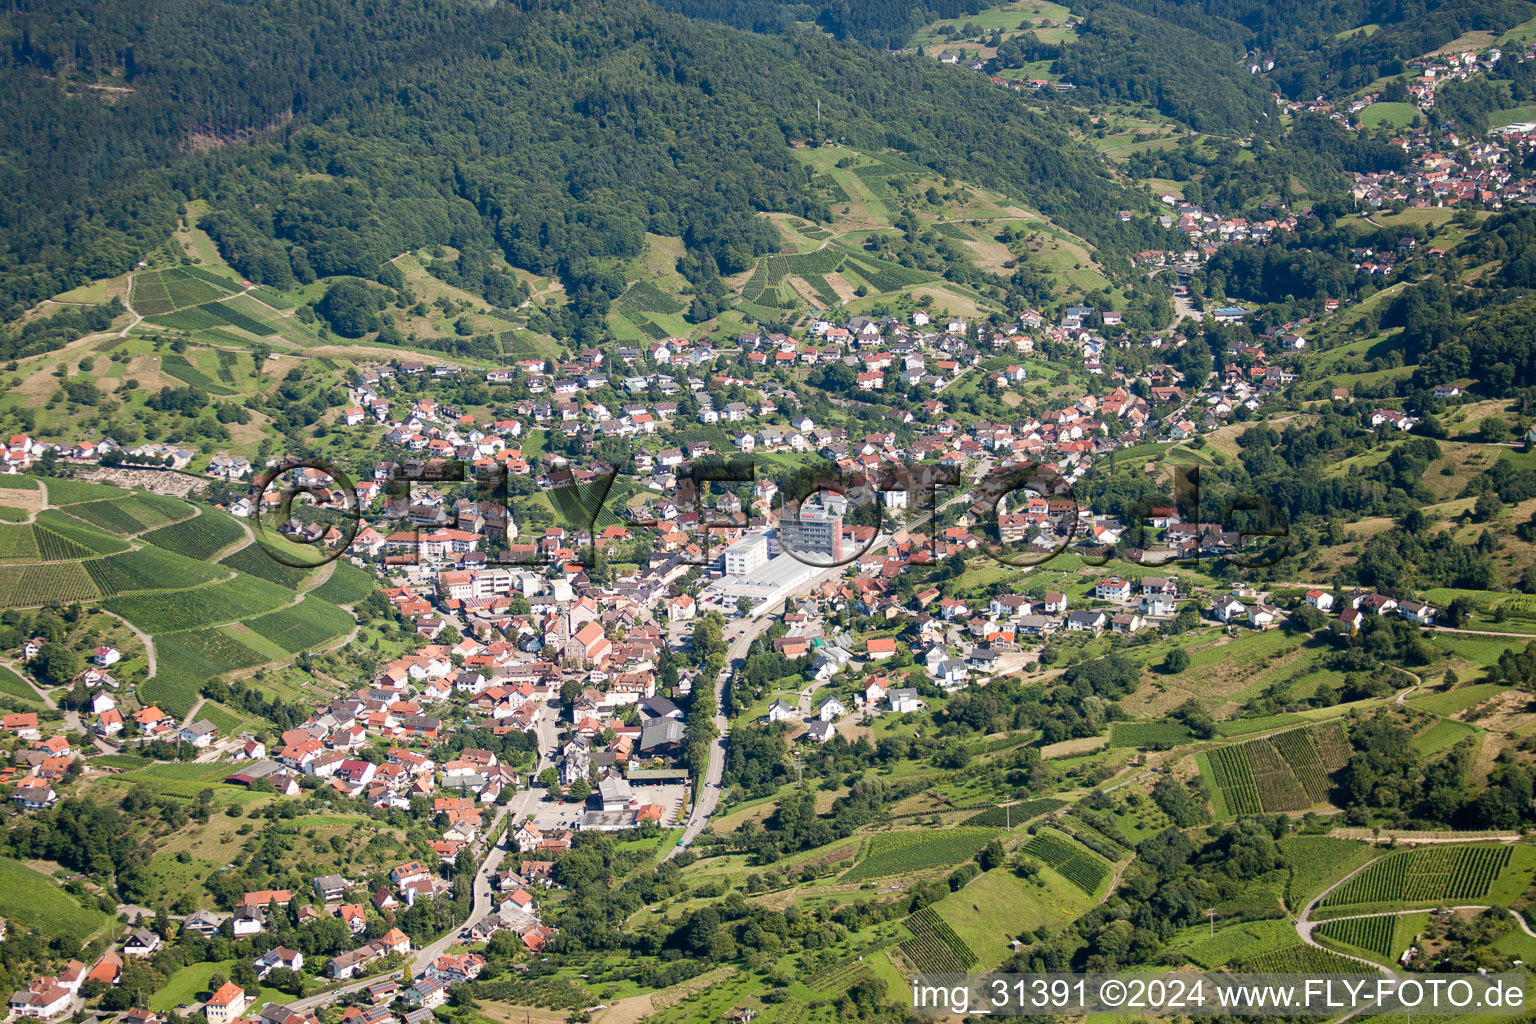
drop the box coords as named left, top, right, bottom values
left=1475, top=492, right=1505, bottom=522
left=316, top=280, right=382, bottom=337
left=29, top=643, right=83, bottom=686
left=977, top=838, right=1006, bottom=871
left=1162, top=648, right=1190, bottom=675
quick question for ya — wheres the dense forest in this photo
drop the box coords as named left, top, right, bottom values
left=0, top=0, right=1145, bottom=334
left=1116, top=0, right=1535, bottom=99
left=654, top=0, right=1007, bottom=49
left=1051, top=1, right=1274, bottom=133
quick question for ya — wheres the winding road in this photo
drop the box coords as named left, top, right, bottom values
left=288, top=699, right=558, bottom=1012
left=1294, top=851, right=1536, bottom=979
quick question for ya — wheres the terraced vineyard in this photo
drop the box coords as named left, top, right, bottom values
left=1243, top=734, right=1310, bottom=812
left=160, top=353, right=236, bottom=395
left=0, top=524, right=39, bottom=560
left=844, top=828, right=1000, bottom=880
left=147, top=630, right=270, bottom=714
left=1311, top=720, right=1353, bottom=769
left=1109, top=722, right=1195, bottom=747
left=1209, top=744, right=1262, bottom=814
left=131, top=266, right=239, bottom=314
left=1208, top=723, right=1349, bottom=814
left=900, top=907, right=976, bottom=974
left=961, top=798, right=1064, bottom=827
left=1242, top=943, right=1365, bottom=972
left=41, top=477, right=136, bottom=505
left=65, top=493, right=190, bottom=535
left=806, top=957, right=875, bottom=994
left=33, top=511, right=131, bottom=554
left=310, top=560, right=376, bottom=605
left=1271, top=727, right=1331, bottom=801
left=1316, top=916, right=1397, bottom=959
left=1321, top=845, right=1513, bottom=908
left=35, top=526, right=97, bottom=561
left=103, top=573, right=292, bottom=633
left=141, top=510, right=246, bottom=560
left=219, top=544, right=317, bottom=589
left=0, top=561, right=100, bottom=606
left=85, top=547, right=227, bottom=597
left=1020, top=830, right=1110, bottom=895
left=243, top=599, right=353, bottom=653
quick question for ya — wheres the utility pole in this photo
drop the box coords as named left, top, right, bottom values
left=1205, top=908, right=1216, bottom=936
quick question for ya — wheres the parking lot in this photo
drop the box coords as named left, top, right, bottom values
left=521, top=782, right=690, bottom=832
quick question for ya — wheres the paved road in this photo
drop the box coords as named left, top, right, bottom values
left=287, top=700, right=557, bottom=1013
left=664, top=457, right=995, bottom=859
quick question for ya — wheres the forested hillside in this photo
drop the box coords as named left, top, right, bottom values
left=0, top=0, right=1144, bottom=334
left=1102, top=0, right=1534, bottom=97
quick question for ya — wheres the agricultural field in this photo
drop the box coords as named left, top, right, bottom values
left=1170, top=918, right=1297, bottom=969
left=218, top=543, right=319, bottom=589
left=0, top=666, right=42, bottom=704
left=147, top=630, right=271, bottom=714
left=899, top=906, right=976, bottom=973
left=1108, top=722, right=1194, bottom=747
left=141, top=509, right=246, bottom=560
left=0, top=524, right=39, bottom=560
left=84, top=546, right=228, bottom=596
left=310, top=559, right=376, bottom=605
left=805, top=956, right=877, bottom=995
left=62, top=493, right=190, bottom=535
left=33, top=510, right=131, bottom=554
left=130, top=266, right=240, bottom=315
left=1321, top=845, right=1518, bottom=909
left=241, top=598, right=354, bottom=653
left=844, top=828, right=1001, bottom=880
left=1315, top=916, right=1397, bottom=960
left=1241, top=943, right=1372, bottom=972
left=42, top=477, right=147, bottom=505
left=0, top=857, right=112, bottom=946
left=34, top=525, right=97, bottom=561
left=0, top=560, right=100, bottom=606
left=1279, top=836, right=1381, bottom=908
left=1019, top=829, right=1111, bottom=895
left=1207, top=723, right=1349, bottom=814
left=961, top=798, right=1064, bottom=827
left=934, top=862, right=1094, bottom=969
left=103, top=572, right=292, bottom=633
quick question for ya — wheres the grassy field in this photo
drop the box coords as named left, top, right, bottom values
left=1411, top=718, right=1481, bottom=755
left=1407, top=683, right=1508, bottom=717
left=0, top=857, right=113, bottom=945
left=150, top=959, right=288, bottom=1011
left=935, top=865, right=1092, bottom=968
left=1357, top=102, right=1418, bottom=129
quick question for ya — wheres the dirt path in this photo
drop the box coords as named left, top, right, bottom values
left=99, top=609, right=157, bottom=681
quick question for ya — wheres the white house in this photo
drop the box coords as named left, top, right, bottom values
left=204, top=983, right=247, bottom=1024
left=765, top=700, right=797, bottom=724
left=1212, top=594, right=1247, bottom=623
left=1304, top=589, right=1334, bottom=612
left=816, top=697, right=846, bottom=721
left=1248, top=603, right=1280, bottom=630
